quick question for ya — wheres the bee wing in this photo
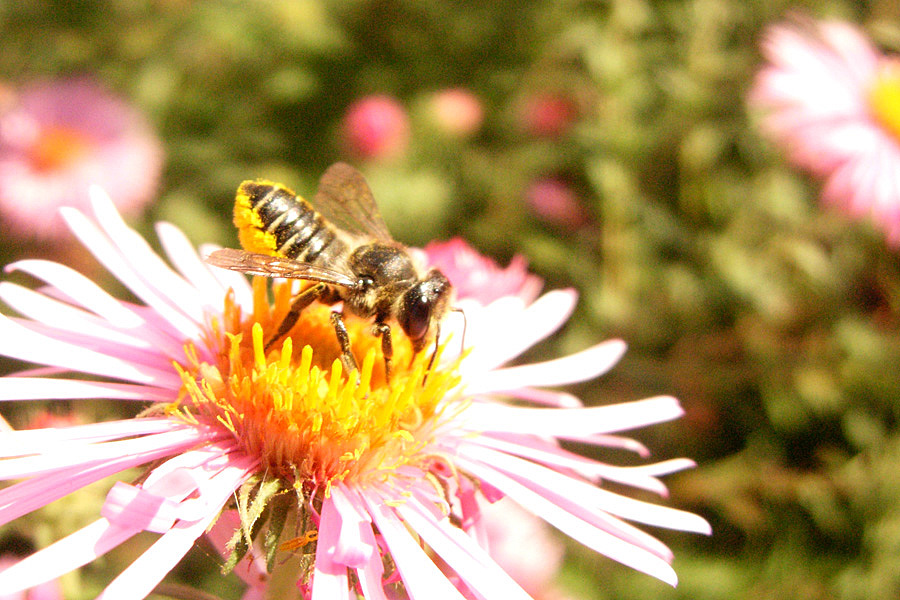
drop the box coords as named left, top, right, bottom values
left=205, top=248, right=358, bottom=288
left=312, top=162, right=394, bottom=242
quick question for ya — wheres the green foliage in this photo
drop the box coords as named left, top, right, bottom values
left=3, top=0, right=900, bottom=598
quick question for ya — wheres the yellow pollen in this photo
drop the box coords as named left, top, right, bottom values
left=174, top=277, right=462, bottom=489
left=869, top=60, right=900, bottom=142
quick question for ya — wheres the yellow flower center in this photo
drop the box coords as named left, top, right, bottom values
left=174, top=277, right=461, bottom=491
left=29, top=126, right=92, bottom=172
left=869, top=60, right=900, bottom=142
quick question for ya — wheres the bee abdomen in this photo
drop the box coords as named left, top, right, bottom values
left=233, top=179, right=345, bottom=264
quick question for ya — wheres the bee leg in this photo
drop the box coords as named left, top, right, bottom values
left=265, top=283, right=327, bottom=352
left=329, top=311, right=360, bottom=378
left=372, top=322, right=393, bottom=382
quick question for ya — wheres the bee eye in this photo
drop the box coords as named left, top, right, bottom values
left=406, top=298, right=431, bottom=341
left=400, top=286, right=432, bottom=341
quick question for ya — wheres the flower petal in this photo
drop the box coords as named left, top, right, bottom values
left=465, top=338, right=627, bottom=393
left=363, top=492, right=467, bottom=600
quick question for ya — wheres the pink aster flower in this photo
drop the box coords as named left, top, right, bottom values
left=0, top=188, right=709, bottom=600
left=750, top=17, right=900, bottom=244
left=424, top=237, right=543, bottom=305
left=0, top=78, right=163, bottom=239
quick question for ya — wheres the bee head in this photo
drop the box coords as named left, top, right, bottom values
left=398, top=269, right=453, bottom=353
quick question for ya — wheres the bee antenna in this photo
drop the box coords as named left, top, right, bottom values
left=423, top=323, right=441, bottom=387
left=451, top=307, right=467, bottom=353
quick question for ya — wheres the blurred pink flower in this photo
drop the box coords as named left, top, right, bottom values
left=0, top=79, right=163, bottom=239
left=429, top=88, right=484, bottom=138
left=0, top=190, right=709, bottom=599
left=477, top=497, right=571, bottom=600
left=521, top=93, right=579, bottom=138
left=424, top=237, right=543, bottom=305
left=342, top=95, right=410, bottom=160
left=526, top=177, right=590, bottom=230
left=750, top=18, right=900, bottom=244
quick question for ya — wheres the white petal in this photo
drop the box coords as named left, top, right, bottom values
left=457, top=395, right=683, bottom=437
left=465, top=338, right=626, bottom=393
left=60, top=206, right=203, bottom=341
left=89, top=187, right=209, bottom=324
left=199, top=243, right=254, bottom=308
left=156, top=221, right=230, bottom=311
left=0, top=520, right=137, bottom=594
left=0, top=283, right=161, bottom=352
left=0, top=377, right=172, bottom=402
left=5, top=259, right=143, bottom=328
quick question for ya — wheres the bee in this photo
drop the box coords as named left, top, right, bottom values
left=205, top=162, right=455, bottom=381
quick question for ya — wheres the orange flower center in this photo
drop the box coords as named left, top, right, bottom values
left=869, top=60, right=900, bottom=142
left=173, top=277, right=461, bottom=492
left=28, top=126, right=93, bottom=172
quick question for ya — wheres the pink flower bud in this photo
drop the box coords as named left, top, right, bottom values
left=429, top=88, right=484, bottom=137
left=526, top=177, right=589, bottom=229
left=521, top=93, right=579, bottom=138
left=342, top=95, right=410, bottom=160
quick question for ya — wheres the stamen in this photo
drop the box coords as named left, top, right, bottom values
left=177, top=282, right=462, bottom=491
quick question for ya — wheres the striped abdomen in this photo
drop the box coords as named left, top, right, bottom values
left=234, top=180, right=347, bottom=264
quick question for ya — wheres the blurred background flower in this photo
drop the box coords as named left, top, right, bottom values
left=341, top=94, right=410, bottom=161
left=750, top=17, right=900, bottom=245
left=426, top=87, right=485, bottom=138
left=0, top=78, right=163, bottom=241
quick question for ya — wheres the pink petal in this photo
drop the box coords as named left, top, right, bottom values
left=0, top=313, right=181, bottom=387
left=362, top=493, right=467, bottom=600
left=391, top=494, right=532, bottom=600
left=95, top=456, right=255, bottom=600
left=457, top=455, right=680, bottom=586
left=0, top=427, right=214, bottom=479
left=0, top=283, right=159, bottom=351
left=0, top=452, right=167, bottom=527
left=329, top=484, right=375, bottom=568
left=461, top=444, right=710, bottom=534
left=336, top=486, right=390, bottom=600
left=469, top=433, right=670, bottom=494
left=0, top=418, right=181, bottom=456
left=312, top=494, right=352, bottom=600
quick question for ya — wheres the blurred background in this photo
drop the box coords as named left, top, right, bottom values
left=1, top=1, right=900, bottom=599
